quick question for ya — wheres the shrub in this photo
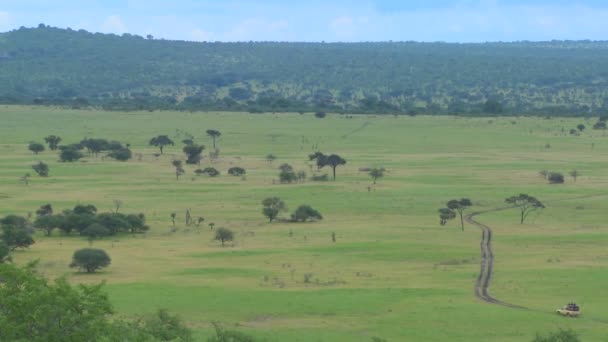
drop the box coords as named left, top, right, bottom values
left=291, top=205, right=323, bottom=222
left=70, top=248, right=111, bottom=273
left=201, top=167, right=220, bottom=177
left=314, top=111, right=326, bottom=118
left=279, top=170, right=298, bottom=183
left=548, top=172, right=564, bottom=184
left=532, top=329, right=580, bottom=342
left=108, top=147, right=132, bottom=161
left=60, top=148, right=84, bottom=162
left=32, top=161, right=49, bottom=177
left=228, top=167, right=246, bottom=176
left=82, top=223, right=111, bottom=239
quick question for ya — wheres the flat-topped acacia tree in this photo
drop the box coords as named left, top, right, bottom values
left=309, top=152, right=346, bottom=180
left=446, top=198, right=473, bottom=231
left=505, top=194, right=545, bottom=224
left=206, top=129, right=221, bottom=149
left=149, top=135, right=174, bottom=154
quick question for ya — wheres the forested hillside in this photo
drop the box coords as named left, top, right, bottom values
left=2, top=24, right=608, bottom=115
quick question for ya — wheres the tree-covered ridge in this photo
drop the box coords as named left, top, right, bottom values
left=2, top=24, right=608, bottom=115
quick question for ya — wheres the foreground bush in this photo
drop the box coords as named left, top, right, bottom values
left=0, top=262, right=193, bottom=341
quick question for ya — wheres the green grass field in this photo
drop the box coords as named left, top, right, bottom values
left=3, top=105, right=608, bottom=341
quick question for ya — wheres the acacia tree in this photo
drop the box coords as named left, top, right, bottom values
left=577, top=124, right=585, bottom=132
left=505, top=194, right=545, bottom=224
left=206, top=129, right=221, bottom=149
left=44, top=135, right=62, bottom=150
left=309, top=152, right=346, bottom=180
left=291, top=205, right=323, bottom=222
left=172, top=160, right=185, bottom=180
left=446, top=198, right=473, bottom=231
left=214, top=227, right=234, bottom=246
left=28, top=142, right=45, bottom=154
left=149, top=135, right=174, bottom=154
left=32, top=161, right=49, bottom=177
left=262, top=197, right=287, bottom=222
left=183, top=144, right=205, bottom=165
left=438, top=208, right=456, bottom=226
left=368, top=168, right=385, bottom=184
left=228, top=167, right=246, bottom=177
left=70, top=248, right=111, bottom=273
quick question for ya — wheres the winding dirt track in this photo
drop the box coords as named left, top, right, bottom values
left=465, top=208, right=527, bottom=309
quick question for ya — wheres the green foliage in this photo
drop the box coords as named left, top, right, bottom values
left=532, top=329, right=580, bottom=342
left=28, top=141, right=45, bottom=154
left=32, top=161, right=49, bottom=176
left=368, top=168, right=385, bottom=184
left=59, top=147, right=84, bottom=162
left=446, top=198, right=473, bottom=231
left=149, top=135, right=174, bottom=154
left=0, top=240, right=10, bottom=263
left=138, top=309, right=194, bottom=342
left=183, top=144, right=205, bottom=164
left=108, top=147, right=132, bottom=161
left=576, top=124, right=585, bottom=132
left=228, top=166, right=246, bottom=176
left=206, top=129, right=221, bottom=148
left=505, top=194, right=545, bottom=224
left=438, top=208, right=456, bottom=226
left=314, top=111, right=327, bottom=118
left=0, top=215, right=35, bottom=250
left=33, top=214, right=62, bottom=236
left=548, top=172, right=565, bottom=184
left=214, top=227, right=234, bottom=246
left=201, top=167, right=220, bottom=177
left=207, top=322, right=258, bottom=342
left=70, top=248, right=111, bottom=273
left=309, top=152, right=346, bottom=180
left=261, top=197, right=287, bottom=222
left=291, top=205, right=323, bottom=222
left=6, top=27, right=608, bottom=115
left=44, top=134, right=62, bottom=150
left=82, top=223, right=111, bottom=239
left=0, top=262, right=113, bottom=341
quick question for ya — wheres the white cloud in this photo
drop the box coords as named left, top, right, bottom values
left=102, top=15, right=127, bottom=34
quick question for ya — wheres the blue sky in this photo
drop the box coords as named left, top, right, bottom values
left=1, top=1, right=608, bottom=42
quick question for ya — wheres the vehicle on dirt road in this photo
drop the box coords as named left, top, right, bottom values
left=556, top=303, right=580, bottom=317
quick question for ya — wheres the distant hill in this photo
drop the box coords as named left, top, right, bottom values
left=2, top=24, right=608, bottom=116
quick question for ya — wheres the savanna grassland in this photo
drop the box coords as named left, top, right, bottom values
left=3, top=105, right=608, bottom=341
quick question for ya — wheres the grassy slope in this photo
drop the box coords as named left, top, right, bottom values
left=2, top=105, right=608, bottom=341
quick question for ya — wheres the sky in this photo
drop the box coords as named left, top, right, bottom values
left=1, top=0, right=608, bottom=42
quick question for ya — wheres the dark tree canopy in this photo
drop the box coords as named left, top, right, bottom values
left=548, top=172, right=564, bottom=184
left=368, top=168, right=385, bottom=184
left=108, top=147, right=132, bottom=161
left=228, top=166, right=246, bottom=176
left=28, top=142, right=45, bottom=154
left=505, top=194, right=545, bottom=224
left=70, top=248, right=111, bottom=273
left=446, top=198, right=473, bottom=231
left=309, top=152, right=346, bottom=180
left=0, top=215, right=35, bottom=251
left=149, top=135, right=174, bottom=154
left=32, top=161, right=49, bottom=177
left=262, top=197, right=287, bottom=222
left=201, top=167, right=220, bottom=177
left=183, top=144, right=205, bottom=164
left=206, top=129, right=222, bottom=149
left=291, top=205, right=323, bottom=222
left=214, top=227, right=234, bottom=246
left=7, top=27, right=608, bottom=116
left=438, top=208, right=456, bottom=226
left=59, top=147, right=84, bottom=162
left=44, top=135, right=62, bottom=150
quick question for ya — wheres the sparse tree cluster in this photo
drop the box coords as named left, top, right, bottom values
left=262, top=197, right=323, bottom=223
left=309, top=152, right=346, bottom=180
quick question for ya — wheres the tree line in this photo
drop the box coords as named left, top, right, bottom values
left=4, top=25, right=608, bottom=116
